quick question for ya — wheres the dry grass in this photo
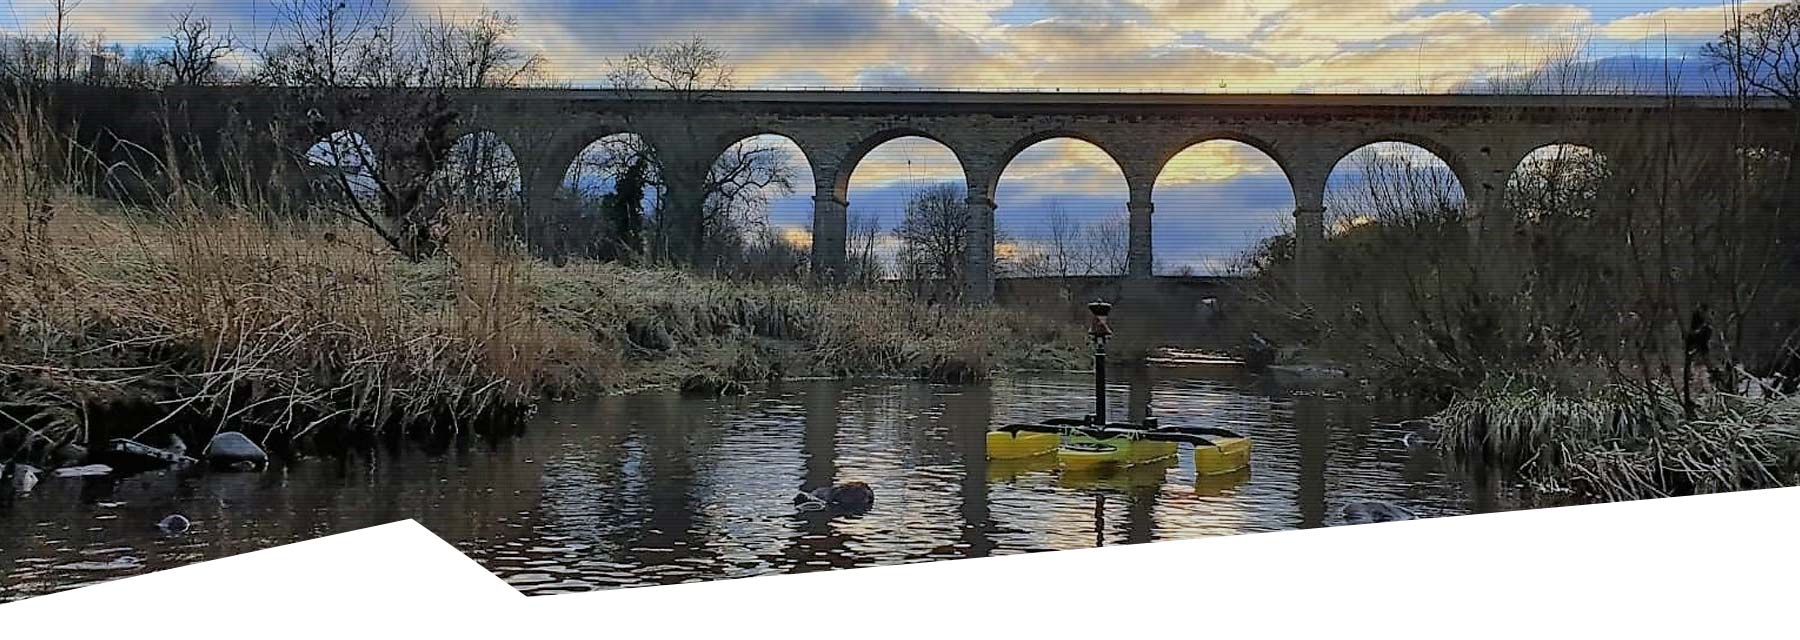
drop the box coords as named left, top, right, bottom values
left=1433, top=379, right=1800, bottom=502
left=0, top=88, right=1084, bottom=464
left=0, top=195, right=1082, bottom=463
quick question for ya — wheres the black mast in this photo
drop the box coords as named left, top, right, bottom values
left=1087, top=301, right=1113, bottom=427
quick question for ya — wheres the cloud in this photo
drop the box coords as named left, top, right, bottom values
left=1157, top=141, right=1286, bottom=187
left=1600, top=2, right=1779, bottom=42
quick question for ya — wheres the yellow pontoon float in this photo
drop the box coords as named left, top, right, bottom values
left=984, top=301, right=1253, bottom=476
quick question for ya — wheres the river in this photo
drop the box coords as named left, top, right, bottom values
left=0, top=364, right=1514, bottom=601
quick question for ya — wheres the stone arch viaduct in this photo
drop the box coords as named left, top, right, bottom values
left=50, top=86, right=1796, bottom=305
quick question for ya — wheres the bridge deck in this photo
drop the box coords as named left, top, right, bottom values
left=454, top=88, right=1788, bottom=111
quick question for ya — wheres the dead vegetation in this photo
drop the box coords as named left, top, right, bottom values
left=0, top=92, right=1083, bottom=465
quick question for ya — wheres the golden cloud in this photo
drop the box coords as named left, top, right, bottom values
left=778, top=226, right=815, bottom=250
left=1157, top=141, right=1284, bottom=186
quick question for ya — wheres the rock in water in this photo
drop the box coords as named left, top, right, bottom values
left=204, top=432, right=267, bottom=470
left=1339, top=501, right=1418, bottom=526
left=8, top=464, right=41, bottom=495
left=96, top=438, right=199, bottom=473
left=829, top=481, right=875, bottom=509
left=157, top=514, right=191, bottom=535
left=51, top=464, right=113, bottom=478
left=817, top=482, right=876, bottom=507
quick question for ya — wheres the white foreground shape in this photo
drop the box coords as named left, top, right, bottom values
left=1, top=520, right=522, bottom=635
left=3, top=487, right=1794, bottom=638
left=525, top=487, right=1795, bottom=638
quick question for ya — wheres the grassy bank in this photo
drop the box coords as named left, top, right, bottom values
left=1433, top=378, right=1800, bottom=502
left=1213, top=118, right=1800, bottom=503
left=0, top=197, right=1084, bottom=464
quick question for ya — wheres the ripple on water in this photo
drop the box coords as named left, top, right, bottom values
left=0, top=370, right=1511, bottom=602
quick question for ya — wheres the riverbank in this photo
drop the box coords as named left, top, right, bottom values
left=1209, top=136, right=1800, bottom=503
left=0, top=198, right=1086, bottom=464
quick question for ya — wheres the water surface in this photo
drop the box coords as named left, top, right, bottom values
left=0, top=366, right=1511, bottom=600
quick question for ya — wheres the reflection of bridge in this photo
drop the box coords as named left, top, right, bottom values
left=57, top=87, right=1794, bottom=306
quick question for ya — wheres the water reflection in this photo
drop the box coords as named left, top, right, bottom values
left=0, top=367, right=1512, bottom=601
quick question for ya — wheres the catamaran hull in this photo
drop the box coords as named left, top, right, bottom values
left=1058, top=434, right=1179, bottom=471
left=1193, top=436, right=1252, bottom=476
left=986, top=431, right=1062, bottom=459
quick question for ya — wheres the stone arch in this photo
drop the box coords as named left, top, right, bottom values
left=704, top=133, right=818, bottom=250
left=710, top=127, right=830, bottom=187
left=982, top=130, right=1131, bottom=200
left=526, top=132, right=664, bottom=261
left=1151, top=140, right=1297, bottom=276
left=558, top=132, right=663, bottom=199
left=1324, top=140, right=1471, bottom=233
left=303, top=129, right=380, bottom=201
left=1150, top=132, right=1294, bottom=201
left=1504, top=143, right=1612, bottom=224
left=833, top=128, right=971, bottom=203
left=841, top=134, right=969, bottom=290
left=992, top=136, right=1132, bottom=277
left=1327, top=133, right=1476, bottom=202
left=432, top=130, right=524, bottom=206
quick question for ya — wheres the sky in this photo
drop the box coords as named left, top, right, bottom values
left=3, top=0, right=1768, bottom=274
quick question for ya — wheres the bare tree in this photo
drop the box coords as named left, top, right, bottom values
left=418, top=9, right=546, bottom=89
left=701, top=138, right=796, bottom=257
left=1486, top=31, right=1635, bottom=96
left=156, top=7, right=236, bottom=86
left=1085, top=210, right=1130, bottom=276
left=599, top=37, right=798, bottom=268
left=419, top=11, right=544, bottom=210
left=52, top=0, right=82, bottom=83
left=1706, top=2, right=1800, bottom=104
left=607, top=35, right=735, bottom=101
left=257, top=0, right=540, bottom=259
left=896, top=183, right=972, bottom=300
left=1705, top=1, right=1800, bottom=220
left=845, top=210, right=886, bottom=287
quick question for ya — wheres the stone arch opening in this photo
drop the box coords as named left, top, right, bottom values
left=431, top=130, right=523, bottom=210
left=1325, top=141, right=1469, bottom=235
left=542, top=133, right=662, bottom=261
left=304, top=129, right=379, bottom=203
left=701, top=133, right=816, bottom=279
left=843, top=136, right=967, bottom=291
left=993, top=137, right=1131, bottom=278
left=1504, top=144, right=1611, bottom=225
left=833, top=130, right=967, bottom=203
left=1152, top=140, right=1296, bottom=277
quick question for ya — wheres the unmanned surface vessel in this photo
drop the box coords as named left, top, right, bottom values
left=985, top=301, right=1252, bottom=476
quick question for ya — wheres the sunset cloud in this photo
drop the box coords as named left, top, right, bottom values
left=7, top=0, right=1764, bottom=274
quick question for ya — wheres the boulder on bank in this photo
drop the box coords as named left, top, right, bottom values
left=203, top=432, right=268, bottom=470
left=1338, top=501, right=1418, bottom=525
